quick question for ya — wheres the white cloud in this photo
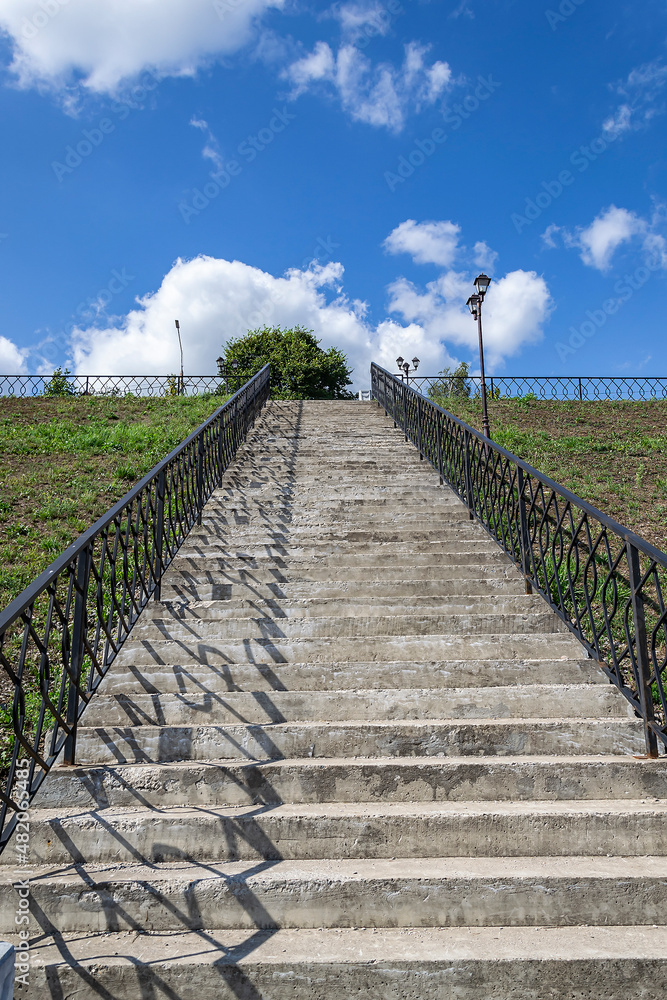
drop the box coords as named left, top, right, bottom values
left=283, top=40, right=452, bottom=132
left=0, top=0, right=283, bottom=94
left=189, top=117, right=224, bottom=171
left=555, top=205, right=667, bottom=272
left=540, top=224, right=561, bottom=250
left=70, top=254, right=454, bottom=389
left=387, top=268, right=552, bottom=369
left=329, top=2, right=395, bottom=41
left=472, top=240, right=498, bottom=272
left=449, top=1, right=474, bottom=19
left=0, top=334, right=28, bottom=373
left=577, top=206, right=642, bottom=271
left=603, top=59, right=667, bottom=138
left=384, top=220, right=461, bottom=267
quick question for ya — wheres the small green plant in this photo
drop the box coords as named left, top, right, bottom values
left=43, top=367, right=77, bottom=397
left=428, top=362, right=471, bottom=406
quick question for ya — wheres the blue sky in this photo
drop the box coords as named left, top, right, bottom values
left=0, top=0, right=665, bottom=388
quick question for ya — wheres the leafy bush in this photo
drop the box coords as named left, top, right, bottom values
left=428, top=362, right=472, bottom=406
left=43, top=367, right=77, bottom=397
left=220, top=326, right=354, bottom=400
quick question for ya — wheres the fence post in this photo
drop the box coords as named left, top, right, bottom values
left=463, top=428, right=474, bottom=520
left=490, top=376, right=494, bottom=399
left=578, top=378, right=583, bottom=401
left=196, top=433, right=205, bottom=527
left=627, top=542, right=659, bottom=757
left=417, top=394, right=423, bottom=460
left=63, top=545, right=93, bottom=766
left=436, top=412, right=444, bottom=485
left=402, top=384, right=408, bottom=442
left=517, top=466, right=533, bottom=596
left=154, top=468, right=166, bottom=602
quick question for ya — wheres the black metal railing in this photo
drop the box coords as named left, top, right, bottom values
left=0, top=366, right=271, bottom=854
left=399, top=374, right=667, bottom=402
left=0, top=374, right=228, bottom=397
left=372, top=363, right=667, bottom=757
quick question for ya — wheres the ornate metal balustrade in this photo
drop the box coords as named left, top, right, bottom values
left=0, top=366, right=271, bottom=854
left=0, top=374, right=228, bottom=397
left=372, top=363, right=667, bottom=757
left=400, top=374, right=667, bottom=401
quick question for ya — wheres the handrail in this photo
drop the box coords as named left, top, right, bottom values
left=0, top=365, right=271, bottom=853
left=396, top=374, right=667, bottom=402
left=371, top=362, right=667, bottom=757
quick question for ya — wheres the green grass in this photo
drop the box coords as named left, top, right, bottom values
left=428, top=395, right=667, bottom=553
left=0, top=394, right=229, bottom=615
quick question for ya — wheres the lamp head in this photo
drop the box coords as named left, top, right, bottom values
left=175, top=319, right=180, bottom=330
left=231, top=359, right=239, bottom=371
left=412, top=357, right=420, bottom=370
left=474, top=273, right=491, bottom=298
left=396, top=356, right=404, bottom=368
left=216, top=356, right=224, bottom=374
left=467, top=294, right=480, bottom=318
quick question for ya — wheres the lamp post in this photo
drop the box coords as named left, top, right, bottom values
left=174, top=320, right=184, bottom=396
left=466, top=273, right=491, bottom=439
left=395, top=355, right=420, bottom=387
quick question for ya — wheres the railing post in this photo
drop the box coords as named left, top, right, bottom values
left=517, top=466, right=533, bottom=595
left=417, top=394, right=423, bottom=459
left=463, top=428, right=474, bottom=520
left=578, top=377, right=583, bottom=401
left=402, top=384, right=408, bottom=442
left=627, top=542, right=659, bottom=757
left=64, top=545, right=93, bottom=766
left=436, top=411, right=444, bottom=485
left=196, top=433, right=204, bottom=526
left=154, top=468, right=166, bottom=602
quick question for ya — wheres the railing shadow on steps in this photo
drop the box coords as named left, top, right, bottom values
left=371, top=362, right=667, bottom=758
left=0, top=366, right=271, bottom=855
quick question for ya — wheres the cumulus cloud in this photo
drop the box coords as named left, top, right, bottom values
left=283, top=40, right=452, bottom=132
left=472, top=240, right=498, bottom=273
left=0, top=0, right=283, bottom=94
left=603, top=59, right=667, bottom=139
left=328, top=2, right=396, bottom=42
left=386, top=269, right=552, bottom=369
left=0, top=334, right=28, bottom=373
left=549, top=205, right=667, bottom=272
left=70, top=254, right=445, bottom=389
left=384, top=220, right=461, bottom=267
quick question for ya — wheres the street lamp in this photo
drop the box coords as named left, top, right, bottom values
left=174, top=320, right=184, bottom=396
left=395, top=355, right=420, bottom=386
left=466, top=274, right=491, bottom=439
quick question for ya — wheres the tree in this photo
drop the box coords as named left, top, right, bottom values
left=428, top=362, right=471, bottom=407
left=220, top=326, right=354, bottom=399
left=43, top=367, right=77, bottom=397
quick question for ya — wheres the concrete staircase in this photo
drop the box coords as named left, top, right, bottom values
left=4, top=400, right=667, bottom=998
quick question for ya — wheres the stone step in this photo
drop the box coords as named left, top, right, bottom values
left=99, top=658, right=602, bottom=696
left=175, top=538, right=502, bottom=557
left=116, top=633, right=583, bottom=667
left=16, top=924, right=667, bottom=999
left=162, top=562, right=522, bottom=584
left=147, top=595, right=558, bottom=621
left=14, top=799, right=667, bottom=865
left=82, top=682, right=631, bottom=727
left=7, top=856, right=667, bottom=936
left=71, top=718, right=643, bottom=765
left=189, top=523, right=482, bottom=539
left=158, top=578, right=528, bottom=602
left=131, top=612, right=564, bottom=643
left=35, top=756, right=667, bottom=810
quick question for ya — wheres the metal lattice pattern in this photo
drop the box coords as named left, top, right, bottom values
left=372, top=363, right=667, bottom=757
left=0, top=366, right=271, bottom=854
left=0, top=374, right=234, bottom=398
left=398, top=374, right=667, bottom=402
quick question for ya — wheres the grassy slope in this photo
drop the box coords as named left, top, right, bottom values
left=430, top=396, right=667, bottom=552
left=0, top=395, right=228, bottom=613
